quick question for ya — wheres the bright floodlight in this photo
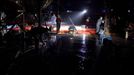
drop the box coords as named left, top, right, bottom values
left=71, top=9, right=88, bottom=24
left=82, top=9, right=87, bottom=14
left=79, top=9, right=88, bottom=15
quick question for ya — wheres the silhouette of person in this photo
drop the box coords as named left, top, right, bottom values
left=56, top=14, right=62, bottom=34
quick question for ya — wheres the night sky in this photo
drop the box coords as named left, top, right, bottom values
left=53, top=0, right=134, bottom=15
left=1, top=0, right=134, bottom=21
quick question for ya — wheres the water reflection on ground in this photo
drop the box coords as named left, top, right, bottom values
left=2, top=33, right=133, bottom=75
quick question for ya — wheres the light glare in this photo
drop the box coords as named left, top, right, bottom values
left=83, top=9, right=87, bottom=13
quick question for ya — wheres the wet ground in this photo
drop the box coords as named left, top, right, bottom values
left=0, top=33, right=133, bottom=75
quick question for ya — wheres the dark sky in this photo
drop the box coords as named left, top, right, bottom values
left=51, top=0, right=134, bottom=24
left=1, top=0, right=134, bottom=14
left=53, top=0, right=134, bottom=14
left=1, top=0, right=134, bottom=21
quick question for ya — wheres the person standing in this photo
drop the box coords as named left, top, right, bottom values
left=51, top=13, right=56, bottom=25
left=96, top=16, right=103, bottom=34
left=56, top=14, right=62, bottom=34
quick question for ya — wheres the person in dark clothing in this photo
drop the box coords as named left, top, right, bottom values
left=56, top=14, right=62, bottom=34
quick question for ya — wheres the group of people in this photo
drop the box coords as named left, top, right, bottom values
left=96, top=16, right=112, bottom=45
left=50, top=13, right=62, bottom=34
